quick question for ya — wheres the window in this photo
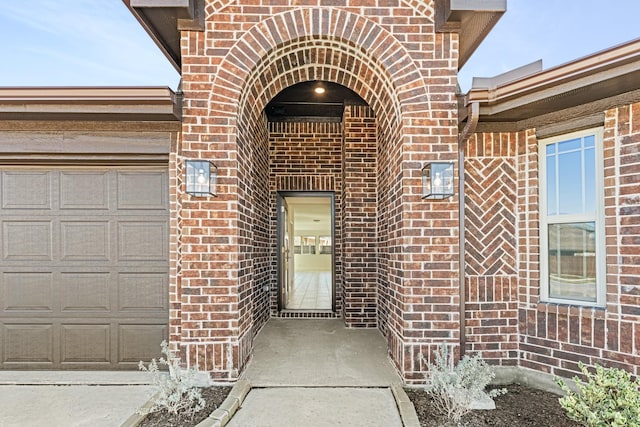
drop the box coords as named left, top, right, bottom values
left=318, top=236, right=332, bottom=254
left=299, top=235, right=316, bottom=254
left=539, top=128, right=605, bottom=306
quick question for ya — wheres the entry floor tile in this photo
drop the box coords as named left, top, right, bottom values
left=227, top=387, right=402, bottom=427
left=287, top=271, right=332, bottom=310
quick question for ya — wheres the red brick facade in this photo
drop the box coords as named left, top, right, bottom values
left=174, top=1, right=460, bottom=381
left=168, top=0, right=639, bottom=384
left=466, top=102, right=640, bottom=378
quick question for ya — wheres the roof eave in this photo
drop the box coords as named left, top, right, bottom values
left=0, top=87, right=182, bottom=122
left=463, top=38, right=640, bottom=125
left=435, top=0, right=507, bottom=70
left=122, top=0, right=205, bottom=72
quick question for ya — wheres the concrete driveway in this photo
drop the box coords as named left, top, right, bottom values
left=0, top=372, right=154, bottom=427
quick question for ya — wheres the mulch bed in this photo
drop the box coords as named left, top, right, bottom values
left=138, top=386, right=232, bottom=427
left=405, top=383, right=582, bottom=427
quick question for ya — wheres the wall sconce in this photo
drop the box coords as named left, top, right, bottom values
left=185, top=160, right=217, bottom=197
left=422, top=162, right=454, bottom=199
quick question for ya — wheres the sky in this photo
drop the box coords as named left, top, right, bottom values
left=0, top=1, right=639, bottom=92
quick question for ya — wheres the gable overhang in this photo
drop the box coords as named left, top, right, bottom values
left=122, top=0, right=204, bottom=72
left=461, top=38, right=640, bottom=134
left=0, top=87, right=182, bottom=122
left=435, top=0, right=507, bottom=69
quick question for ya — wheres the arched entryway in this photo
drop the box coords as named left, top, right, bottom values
left=175, top=5, right=461, bottom=383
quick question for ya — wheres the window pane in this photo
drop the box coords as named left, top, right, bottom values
left=557, top=137, right=581, bottom=152
left=302, top=236, right=316, bottom=254
left=584, top=135, right=595, bottom=149
left=584, top=147, right=596, bottom=213
left=546, top=155, right=557, bottom=215
left=319, top=236, right=332, bottom=254
left=558, top=150, right=583, bottom=214
left=548, top=222, right=596, bottom=302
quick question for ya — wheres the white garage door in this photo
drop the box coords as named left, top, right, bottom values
left=0, top=165, right=169, bottom=369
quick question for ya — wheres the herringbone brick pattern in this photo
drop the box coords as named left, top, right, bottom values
left=464, top=158, right=517, bottom=276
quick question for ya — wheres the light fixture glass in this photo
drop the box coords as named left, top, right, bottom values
left=314, top=86, right=325, bottom=94
left=422, top=162, right=454, bottom=199
left=185, top=160, right=217, bottom=197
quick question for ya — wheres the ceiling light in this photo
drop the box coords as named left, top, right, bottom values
left=314, top=86, right=325, bottom=94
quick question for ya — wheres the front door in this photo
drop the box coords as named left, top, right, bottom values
left=277, top=192, right=335, bottom=311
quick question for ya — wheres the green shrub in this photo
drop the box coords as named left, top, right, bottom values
left=555, top=362, right=640, bottom=427
left=421, top=344, right=506, bottom=425
left=138, top=340, right=205, bottom=416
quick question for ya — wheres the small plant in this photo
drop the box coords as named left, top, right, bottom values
left=421, top=344, right=506, bottom=426
left=138, top=340, right=205, bottom=417
left=555, top=362, right=640, bottom=427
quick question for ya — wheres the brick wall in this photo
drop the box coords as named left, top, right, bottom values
left=469, top=101, right=640, bottom=379
left=517, top=105, right=640, bottom=378
left=342, top=105, right=378, bottom=326
left=268, top=121, right=344, bottom=316
left=463, top=132, right=519, bottom=365
left=175, top=0, right=460, bottom=381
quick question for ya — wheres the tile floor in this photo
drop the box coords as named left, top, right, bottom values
left=287, top=271, right=332, bottom=309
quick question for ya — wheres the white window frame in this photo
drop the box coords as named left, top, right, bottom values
left=539, top=127, right=606, bottom=307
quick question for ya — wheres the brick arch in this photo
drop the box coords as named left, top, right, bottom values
left=236, top=37, right=399, bottom=131
left=205, top=1, right=434, bottom=23
left=204, top=0, right=234, bottom=16
left=208, top=7, right=429, bottom=124
left=400, top=0, right=435, bottom=20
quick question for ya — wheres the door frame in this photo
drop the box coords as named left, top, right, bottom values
left=276, top=191, right=336, bottom=312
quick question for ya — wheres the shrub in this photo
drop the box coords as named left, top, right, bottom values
left=421, top=344, right=506, bottom=426
left=138, top=340, right=205, bottom=417
left=555, top=362, right=640, bottom=427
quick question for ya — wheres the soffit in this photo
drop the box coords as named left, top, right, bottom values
left=126, top=0, right=506, bottom=73
left=0, top=87, right=181, bottom=122
left=435, top=0, right=507, bottom=69
left=463, top=38, right=640, bottom=127
left=122, top=0, right=203, bottom=71
left=266, top=81, right=367, bottom=121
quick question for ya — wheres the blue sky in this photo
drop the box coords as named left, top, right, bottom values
left=0, top=1, right=639, bottom=91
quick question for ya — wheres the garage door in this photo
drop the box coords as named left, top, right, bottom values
left=0, top=166, right=169, bottom=369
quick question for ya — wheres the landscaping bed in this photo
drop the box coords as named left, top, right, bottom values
left=138, top=386, right=232, bottom=427
left=405, top=383, right=582, bottom=427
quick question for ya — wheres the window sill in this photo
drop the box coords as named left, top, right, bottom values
left=537, top=301, right=606, bottom=318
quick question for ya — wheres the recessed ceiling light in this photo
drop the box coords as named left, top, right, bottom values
left=314, top=86, right=325, bottom=94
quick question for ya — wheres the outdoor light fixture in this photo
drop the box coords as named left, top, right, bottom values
left=314, top=85, right=326, bottom=94
left=422, top=162, right=454, bottom=199
left=185, top=160, right=217, bottom=197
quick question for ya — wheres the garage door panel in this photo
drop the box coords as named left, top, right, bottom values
left=60, top=171, right=110, bottom=210
left=118, top=324, right=167, bottom=363
left=117, top=171, right=167, bottom=210
left=119, top=273, right=168, bottom=312
left=3, top=221, right=53, bottom=261
left=60, top=221, right=110, bottom=261
left=118, top=221, right=168, bottom=261
left=3, top=324, right=53, bottom=364
left=60, top=272, right=111, bottom=312
left=0, top=166, right=168, bottom=370
left=2, top=171, right=52, bottom=210
left=2, top=272, right=54, bottom=312
left=61, top=324, right=110, bottom=363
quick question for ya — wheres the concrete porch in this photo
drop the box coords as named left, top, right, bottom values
left=229, top=319, right=405, bottom=426
left=242, top=319, right=401, bottom=387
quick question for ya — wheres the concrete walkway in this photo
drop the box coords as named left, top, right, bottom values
left=0, top=372, right=154, bottom=427
left=233, top=319, right=403, bottom=426
left=0, top=320, right=405, bottom=426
